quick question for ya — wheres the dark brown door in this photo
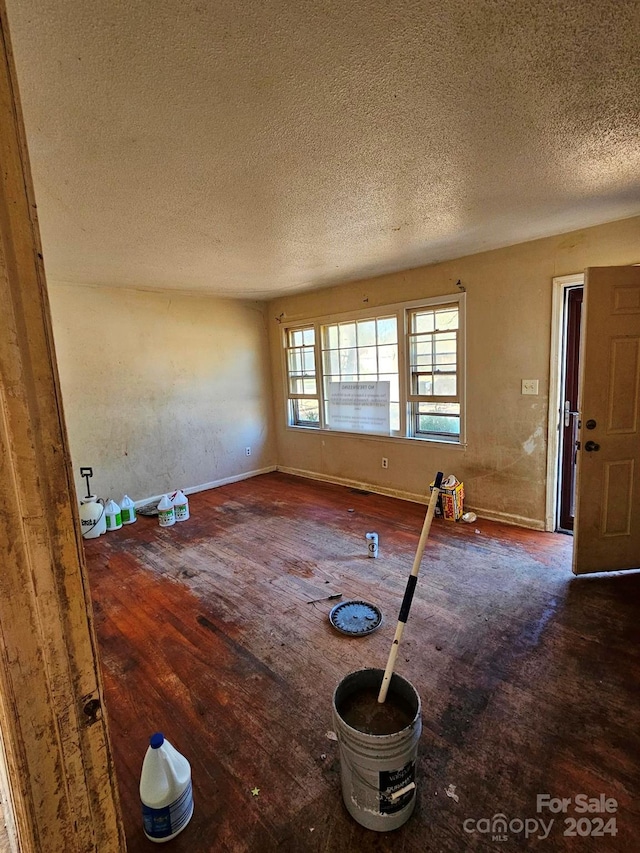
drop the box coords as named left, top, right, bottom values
left=558, top=286, right=583, bottom=531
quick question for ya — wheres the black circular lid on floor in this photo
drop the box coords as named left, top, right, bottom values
left=329, top=600, right=383, bottom=636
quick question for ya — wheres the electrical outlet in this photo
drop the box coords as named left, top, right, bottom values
left=521, top=379, right=539, bottom=395
left=245, top=446, right=251, bottom=456
left=381, top=457, right=388, bottom=469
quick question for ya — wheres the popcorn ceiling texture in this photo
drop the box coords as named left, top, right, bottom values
left=6, top=0, right=640, bottom=297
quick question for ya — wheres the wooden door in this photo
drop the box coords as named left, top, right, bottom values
left=573, top=266, right=640, bottom=574
left=0, top=4, right=126, bottom=849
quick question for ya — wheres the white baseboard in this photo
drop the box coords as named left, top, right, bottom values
left=465, top=506, right=545, bottom=531
left=133, top=464, right=546, bottom=531
left=276, top=465, right=432, bottom=505
left=134, top=465, right=277, bottom=509
left=276, top=466, right=546, bottom=531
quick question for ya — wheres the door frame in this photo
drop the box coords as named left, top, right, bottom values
left=545, top=273, right=584, bottom=532
left=0, top=4, right=125, bottom=849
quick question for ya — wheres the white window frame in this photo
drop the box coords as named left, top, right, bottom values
left=281, top=292, right=466, bottom=445
left=405, top=298, right=464, bottom=442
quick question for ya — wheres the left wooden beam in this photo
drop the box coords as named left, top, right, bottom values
left=0, top=2, right=126, bottom=850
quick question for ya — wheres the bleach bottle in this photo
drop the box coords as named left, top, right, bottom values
left=104, top=499, right=122, bottom=531
left=172, top=490, right=190, bottom=522
left=157, top=495, right=175, bottom=527
left=120, top=495, right=137, bottom=525
left=140, top=732, right=194, bottom=843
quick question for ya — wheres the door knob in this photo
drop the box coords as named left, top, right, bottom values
left=584, top=440, right=600, bottom=452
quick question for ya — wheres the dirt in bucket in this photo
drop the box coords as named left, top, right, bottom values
left=339, top=685, right=416, bottom=735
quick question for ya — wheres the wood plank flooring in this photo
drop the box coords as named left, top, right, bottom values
left=84, top=472, right=640, bottom=852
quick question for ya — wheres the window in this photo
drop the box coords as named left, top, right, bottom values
left=283, top=294, right=464, bottom=443
left=321, top=317, right=400, bottom=431
left=407, top=303, right=460, bottom=440
left=285, top=326, right=319, bottom=426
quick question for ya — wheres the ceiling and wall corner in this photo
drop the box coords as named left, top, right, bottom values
left=4, top=0, right=640, bottom=300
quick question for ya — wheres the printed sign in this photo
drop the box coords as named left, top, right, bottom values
left=328, top=381, right=390, bottom=434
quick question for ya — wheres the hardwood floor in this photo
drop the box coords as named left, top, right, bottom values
left=84, top=472, right=640, bottom=852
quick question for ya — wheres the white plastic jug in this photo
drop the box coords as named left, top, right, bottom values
left=104, top=499, right=122, bottom=531
left=157, top=495, right=175, bottom=527
left=79, top=496, right=106, bottom=539
left=120, top=494, right=137, bottom=525
left=172, top=490, right=189, bottom=522
left=140, top=732, right=194, bottom=843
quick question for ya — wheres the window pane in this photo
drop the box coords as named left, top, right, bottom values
left=378, top=344, right=397, bottom=373
left=412, top=338, right=433, bottom=367
left=435, top=308, right=458, bottom=330
left=389, top=402, right=400, bottom=432
left=416, top=374, right=433, bottom=395
left=303, top=349, right=315, bottom=371
left=293, top=399, right=319, bottom=425
left=377, top=317, right=397, bottom=344
left=357, top=319, right=376, bottom=346
left=380, top=373, right=399, bottom=402
left=413, top=312, right=435, bottom=334
left=434, top=374, right=457, bottom=395
left=290, top=329, right=304, bottom=347
left=339, top=348, right=358, bottom=374
left=288, top=349, right=302, bottom=373
left=434, top=353, right=456, bottom=367
left=435, top=333, right=456, bottom=360
left=302, top=328, right=315, bottom=345
left=415, top=402, right=460, bottom=436
left=303, top=377, right=317, bottom=394
left=323, top=349, right=340, bottom=376
left=325, top=325, right=339, bottom=349
left=422, top=402, right=460, bottom=415
left=339, top=323, right=356, bottom=348
left=357, top=346, right=378, bottom=375
left=417, top=413, right=459, bottom=434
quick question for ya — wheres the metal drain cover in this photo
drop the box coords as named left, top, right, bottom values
left=329, top=600, right=382, bottom=636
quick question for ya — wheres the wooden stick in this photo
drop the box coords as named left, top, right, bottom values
left=378, top=471, right=444, bottom=703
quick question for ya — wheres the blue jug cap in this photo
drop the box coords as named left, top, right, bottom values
left=150, top=732, right=164, bottom=749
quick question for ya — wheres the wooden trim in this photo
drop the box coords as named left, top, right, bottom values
left=546, top=273, right=584, bottom=530
left=0, top=4, right=126, bottom=850
left=276, top=465, right=545, bottom=529
left=558, top=287, right=583, bottom=531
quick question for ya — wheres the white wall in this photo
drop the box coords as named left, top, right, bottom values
left=48, top=284, right=276, bottom=505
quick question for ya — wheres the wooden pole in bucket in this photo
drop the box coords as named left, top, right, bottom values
left=378, top=471, right=444, bottom=703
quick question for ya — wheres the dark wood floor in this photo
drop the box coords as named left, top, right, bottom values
left=84, top=472, right=640, bottom=852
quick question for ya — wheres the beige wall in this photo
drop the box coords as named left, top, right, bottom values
left=268, top=215, right=640, bottom=528
left=49, top=284, right=276, bottom=505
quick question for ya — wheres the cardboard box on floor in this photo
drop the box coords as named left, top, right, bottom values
left=430, top=476, right=464, bottom=521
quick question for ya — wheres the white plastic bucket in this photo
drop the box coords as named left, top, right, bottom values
left=332, top=668, right=421, bottom=832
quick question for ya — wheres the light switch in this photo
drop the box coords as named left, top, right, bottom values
left=521, top=379, right=539, bottom=395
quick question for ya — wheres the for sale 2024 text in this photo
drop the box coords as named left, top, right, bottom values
left=537, top=794, right=617, bottom=838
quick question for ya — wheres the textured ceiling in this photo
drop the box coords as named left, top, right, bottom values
left=5, top=0, right=640, bottom=299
